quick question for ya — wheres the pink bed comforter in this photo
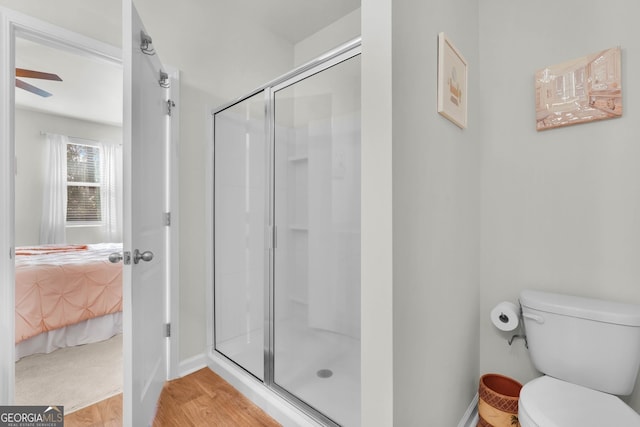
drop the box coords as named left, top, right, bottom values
left=15, top=243, right=123, bottom=344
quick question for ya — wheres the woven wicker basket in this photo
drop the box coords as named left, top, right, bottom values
left=477, top=373, right=522, bottom=427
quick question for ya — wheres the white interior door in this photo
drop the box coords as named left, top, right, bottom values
left=123, top=1, right=169, bottom=425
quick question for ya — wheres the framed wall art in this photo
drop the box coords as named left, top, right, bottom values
left=438, top=32, right=468, bottom=129
left=535, top=47, right=622, bottom=131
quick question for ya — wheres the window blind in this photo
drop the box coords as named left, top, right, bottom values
left=66, top=143, right=102, bottom=222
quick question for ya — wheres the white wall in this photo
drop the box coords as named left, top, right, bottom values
left=14, top=108, right=121, bottom=246
left=390, top=0, right=481, bottom=425
left=479, top=0, right=640, bottom=412
left=294, top=8, right=361, bottom=67
left=0, top=0, right=121, bottom=47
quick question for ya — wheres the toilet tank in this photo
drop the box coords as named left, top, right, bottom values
left=520, top=290, right=640, bottom=395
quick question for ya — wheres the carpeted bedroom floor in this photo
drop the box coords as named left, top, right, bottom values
left=15, top=334, right=122, bottom=414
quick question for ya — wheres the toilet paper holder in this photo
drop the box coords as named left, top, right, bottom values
left=508, top=333, right=527, bottom=348
left=507, top=302, right=528, bottom=348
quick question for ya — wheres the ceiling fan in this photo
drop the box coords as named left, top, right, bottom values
left=15, top=68, right=62, bottom=98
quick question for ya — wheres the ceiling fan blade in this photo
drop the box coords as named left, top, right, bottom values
left=16, top=78, right=53, bottom=97
left=16, top=68, right=62, bottom=81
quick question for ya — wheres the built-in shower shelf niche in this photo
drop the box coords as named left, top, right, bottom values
left=288, top=155, right=308, bottom=163
left=288, top=224, right=308, bottom=231
left=289, top=295, right=308, bottom=306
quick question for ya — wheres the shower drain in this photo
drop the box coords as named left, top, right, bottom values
left=316, top=369, right=333, bottom=378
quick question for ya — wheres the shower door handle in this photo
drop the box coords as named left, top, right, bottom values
left=268, top=225, right=277, bottom=249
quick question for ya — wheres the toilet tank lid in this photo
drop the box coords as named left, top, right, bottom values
left=520, top=290, right=640, bottom=326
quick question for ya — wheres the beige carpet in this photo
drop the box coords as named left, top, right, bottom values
left=15, top=334, right=123, bottom=414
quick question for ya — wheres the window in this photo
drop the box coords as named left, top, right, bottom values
left=66, top=143, right=102, bottom=223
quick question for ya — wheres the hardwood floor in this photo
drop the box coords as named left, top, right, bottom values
left=64, top=368, right=282, bottom=427
left=64, top=394, right=122, bottom=427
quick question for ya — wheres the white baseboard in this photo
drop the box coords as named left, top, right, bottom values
left=457, top=393, right=479, bottom=427
left=177, top=352, right=207, bottom=377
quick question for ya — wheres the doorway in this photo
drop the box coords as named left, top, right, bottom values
left=13, top=35, right=124, bottom=412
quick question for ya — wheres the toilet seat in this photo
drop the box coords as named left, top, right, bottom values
left=518, top=376, right=640, bottom=427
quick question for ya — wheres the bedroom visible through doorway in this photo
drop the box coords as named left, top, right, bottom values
left=13, top=35, right=124, bottom=413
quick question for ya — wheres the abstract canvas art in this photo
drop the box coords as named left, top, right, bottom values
left=535, top=47, right=622, bottom=131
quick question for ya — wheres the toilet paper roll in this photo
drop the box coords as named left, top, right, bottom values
left=491, top=301, right=520, bottom=331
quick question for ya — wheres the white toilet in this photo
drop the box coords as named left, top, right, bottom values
left=518, top=290, right=640, bottom=426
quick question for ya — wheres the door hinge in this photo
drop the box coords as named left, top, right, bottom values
left=140, top=31, right=155, bottom=55
left=164, top=212, right=171, bottom=226
left=159, top=70, right=170, bottom=88
left=166, top=99, right=175, bottom=116
left=123, top=251, right=132, bottom=265
left=165, top=323, right=171, bottom=338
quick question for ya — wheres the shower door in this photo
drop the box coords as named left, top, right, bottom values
left=271, top=53, right=361, bottom=427
left=214, top=92, right=268, bottom=380
left=214, top=42, right=360, bottom=427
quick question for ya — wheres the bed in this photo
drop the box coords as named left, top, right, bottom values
left=15, top=242, right=123, bottom=360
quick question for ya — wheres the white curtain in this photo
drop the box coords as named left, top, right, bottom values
left=40, top=133, right=68, bottom=244
left=101, top=143, right=123, bottom=242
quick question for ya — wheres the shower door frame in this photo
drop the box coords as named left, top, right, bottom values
left=210, top=38, right=361, bottom=427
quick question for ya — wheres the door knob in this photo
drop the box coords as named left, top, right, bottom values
left=108, top=252, right=123, bottom=263
left=134, top=249, right=154, bottom=264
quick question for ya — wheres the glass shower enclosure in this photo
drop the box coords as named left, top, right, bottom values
left=213, top=41, right=361, bottom=426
